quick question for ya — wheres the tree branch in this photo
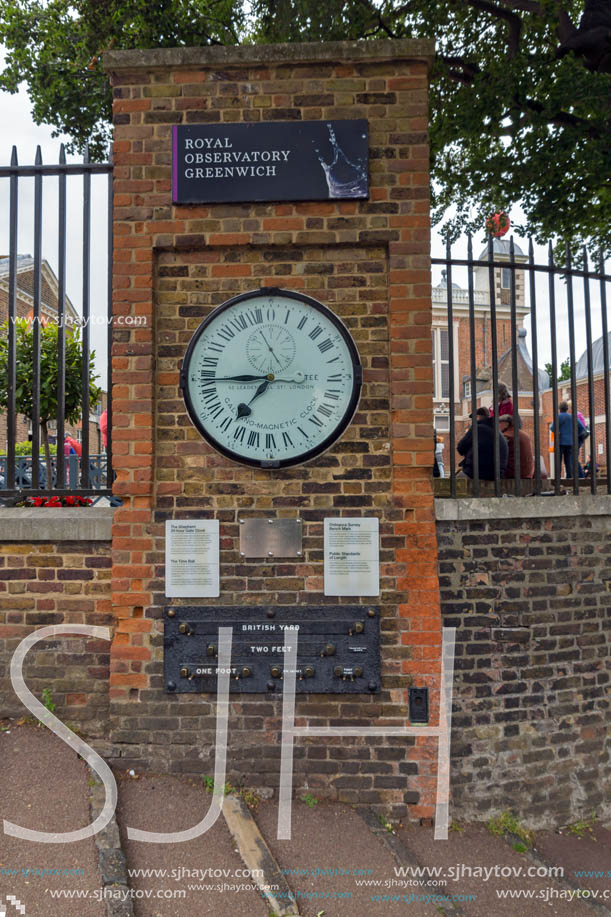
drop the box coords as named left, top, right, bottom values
left=355, top=0, right=400, bottom=38
left=498, top=0, right=541, bottom=11
left=439, top=54, right=481, bottom=84
left=457, top=0, right=523, bottom=57
left=524, top=98, right=603, bottom=138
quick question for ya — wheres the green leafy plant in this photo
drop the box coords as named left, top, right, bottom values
left=0, top=441, right=58, bottom=456
left=513, top=842, right=528, bottom=854
left=240, top=788, right=261, bottom=809
left=41, top=687, right=55, bottom=713
left=37, top=687, right=56, bottom=727
left=544, top=358, right=572, bottom=384
left=487, top=811, right=535, bottom=848
left=301, top=793, right=318, bottom=808
left=0, top=319, right=100, bottom=487
left=202, top=775, right=233, bottom=796
left=565, top=813, right=596, bottom=838
left=449, top=820, right=463, bottom=833
left=378, top=813, right=395, bottom=834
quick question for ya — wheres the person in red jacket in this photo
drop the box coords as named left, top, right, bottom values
left=99, top=409, right=108, bottom=449
left=490, top=382, right=513, bottom=419
left=64, top=434, right=82, bottom=457
left=499, top=413, right=534, bottom=478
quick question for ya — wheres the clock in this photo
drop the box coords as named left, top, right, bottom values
left=180, top=288, right=362, bottom=468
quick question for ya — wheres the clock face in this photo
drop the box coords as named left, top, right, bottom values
left=180, top=288, right=362, bottom=468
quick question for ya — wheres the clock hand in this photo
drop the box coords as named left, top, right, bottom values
left=210, top=374, right=270, bottom=383
left=259, top=330, right=283, bottom=368
left=236, top=380, right=270, bottom=419
left=269, top=372, right=305, bottom=384
left=210, top=372, right=305, bottom=385
left=234, top=372, right=306, bottom=419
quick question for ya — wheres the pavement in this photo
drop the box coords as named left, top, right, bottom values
left=1, top=720, right=610, bottom=917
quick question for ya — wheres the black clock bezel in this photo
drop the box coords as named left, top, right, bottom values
left=179, top=287, right=363, bottom=469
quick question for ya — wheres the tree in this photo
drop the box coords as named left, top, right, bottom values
left=0, top=319, right=101, bottom=486
left=545, top=357, right=572, bottom=382
left=0, top=0, right=245, bottom=160
left=251, top=0, right=610, bottom=254
left=0, top=0, right=608, bottom=252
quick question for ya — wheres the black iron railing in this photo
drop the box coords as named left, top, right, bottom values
left=432, top=236, right=611, bottom=498
left=0, top=146, right=113, bottom=499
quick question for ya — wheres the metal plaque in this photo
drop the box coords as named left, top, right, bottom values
left=164, top=605, right=381, bottom=694
left=239, top=517, right=302, bottom=558
left=172, top=120, right=369, bottom=204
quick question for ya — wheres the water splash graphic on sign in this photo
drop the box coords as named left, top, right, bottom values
left=314, top=123, right=368, bottom=198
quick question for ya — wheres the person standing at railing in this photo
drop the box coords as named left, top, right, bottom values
left=550, top=401, right=587, bottom=479
left=63, top=434, right=81, bottom=488
left=99, top=409, right=108, bottom=450
left=499, top=413, right=534, bottom=479
left=64, top=434, right=81, bottom=457
left=457, top=406, right=508, bottom=480
left=567, top=399, right=590, bottom=470
left=434, top=431, right=445, bottom=478
left=489, top=382, right=513, bottom=419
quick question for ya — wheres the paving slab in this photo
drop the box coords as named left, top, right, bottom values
left=0, top=722, right=105, bottom=917
left=255, top=800, right=441, bottom=916
left=115, top=775, right=270, bottom=917
left=534, top=826, right=611, bottom=899
left=397, top=822, right=600, bottom=916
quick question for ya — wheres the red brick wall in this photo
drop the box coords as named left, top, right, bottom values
left=0, top=537, right=111, bottom=735
left=104, top=39, right=441, bottom=820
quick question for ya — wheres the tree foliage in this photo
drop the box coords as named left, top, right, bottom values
left=0, top=0, right=608, bottom=252
left=0, top=319, right=100, bottom=484
left=0, top=0, right=245, bottom=159
left=251, top=0, right=610, bottom=253
left=545, top=357, right=572, bottom=382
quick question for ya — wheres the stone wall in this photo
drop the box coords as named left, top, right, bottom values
left=436, top=495, right=611, bottom=828
left=0, top=510, right=113, bottom=736
left=104, top=39, right=442, bottom=820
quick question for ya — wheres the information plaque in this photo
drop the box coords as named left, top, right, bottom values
left=324, top=517, right=380, bottom=596
left=172, top=120, right=369, bottom=204
left=165, top=520, right=219, bottom=598
left=164, top=605, right=380, bottom=694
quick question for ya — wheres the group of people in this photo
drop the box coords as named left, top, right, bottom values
left=455, top=384, right=590, bottom=482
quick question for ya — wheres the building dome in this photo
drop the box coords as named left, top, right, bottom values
left=436, top=269, right=461, bottom=289
left=575, top=331, right=611, bottom=380
left=478, top=238, right=525, bottom=260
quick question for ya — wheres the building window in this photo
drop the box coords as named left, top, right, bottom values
left=464, top=379, right=471, bottom=399
left=435, top=414, right=450, bottom=432
left=501, top=267, right=512, bottom=289
left=432, top=327, right=450, bottom=400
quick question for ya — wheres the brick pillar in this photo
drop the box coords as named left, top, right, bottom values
left=104, top=39, right=441, bottom=820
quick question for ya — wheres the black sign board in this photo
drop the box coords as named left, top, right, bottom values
left=172, top=120, right=369, bottom=204
left=164, top=605, right=380, bottom=694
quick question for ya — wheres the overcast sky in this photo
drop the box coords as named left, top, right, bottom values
left=0, top=66, right=606, bottom=388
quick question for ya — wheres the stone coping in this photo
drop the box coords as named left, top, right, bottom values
left=104, top=38, right=435, bottom=72
left=435, top=493, right=611, bottom=522
left=0, top=507, right=114, bottom=541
